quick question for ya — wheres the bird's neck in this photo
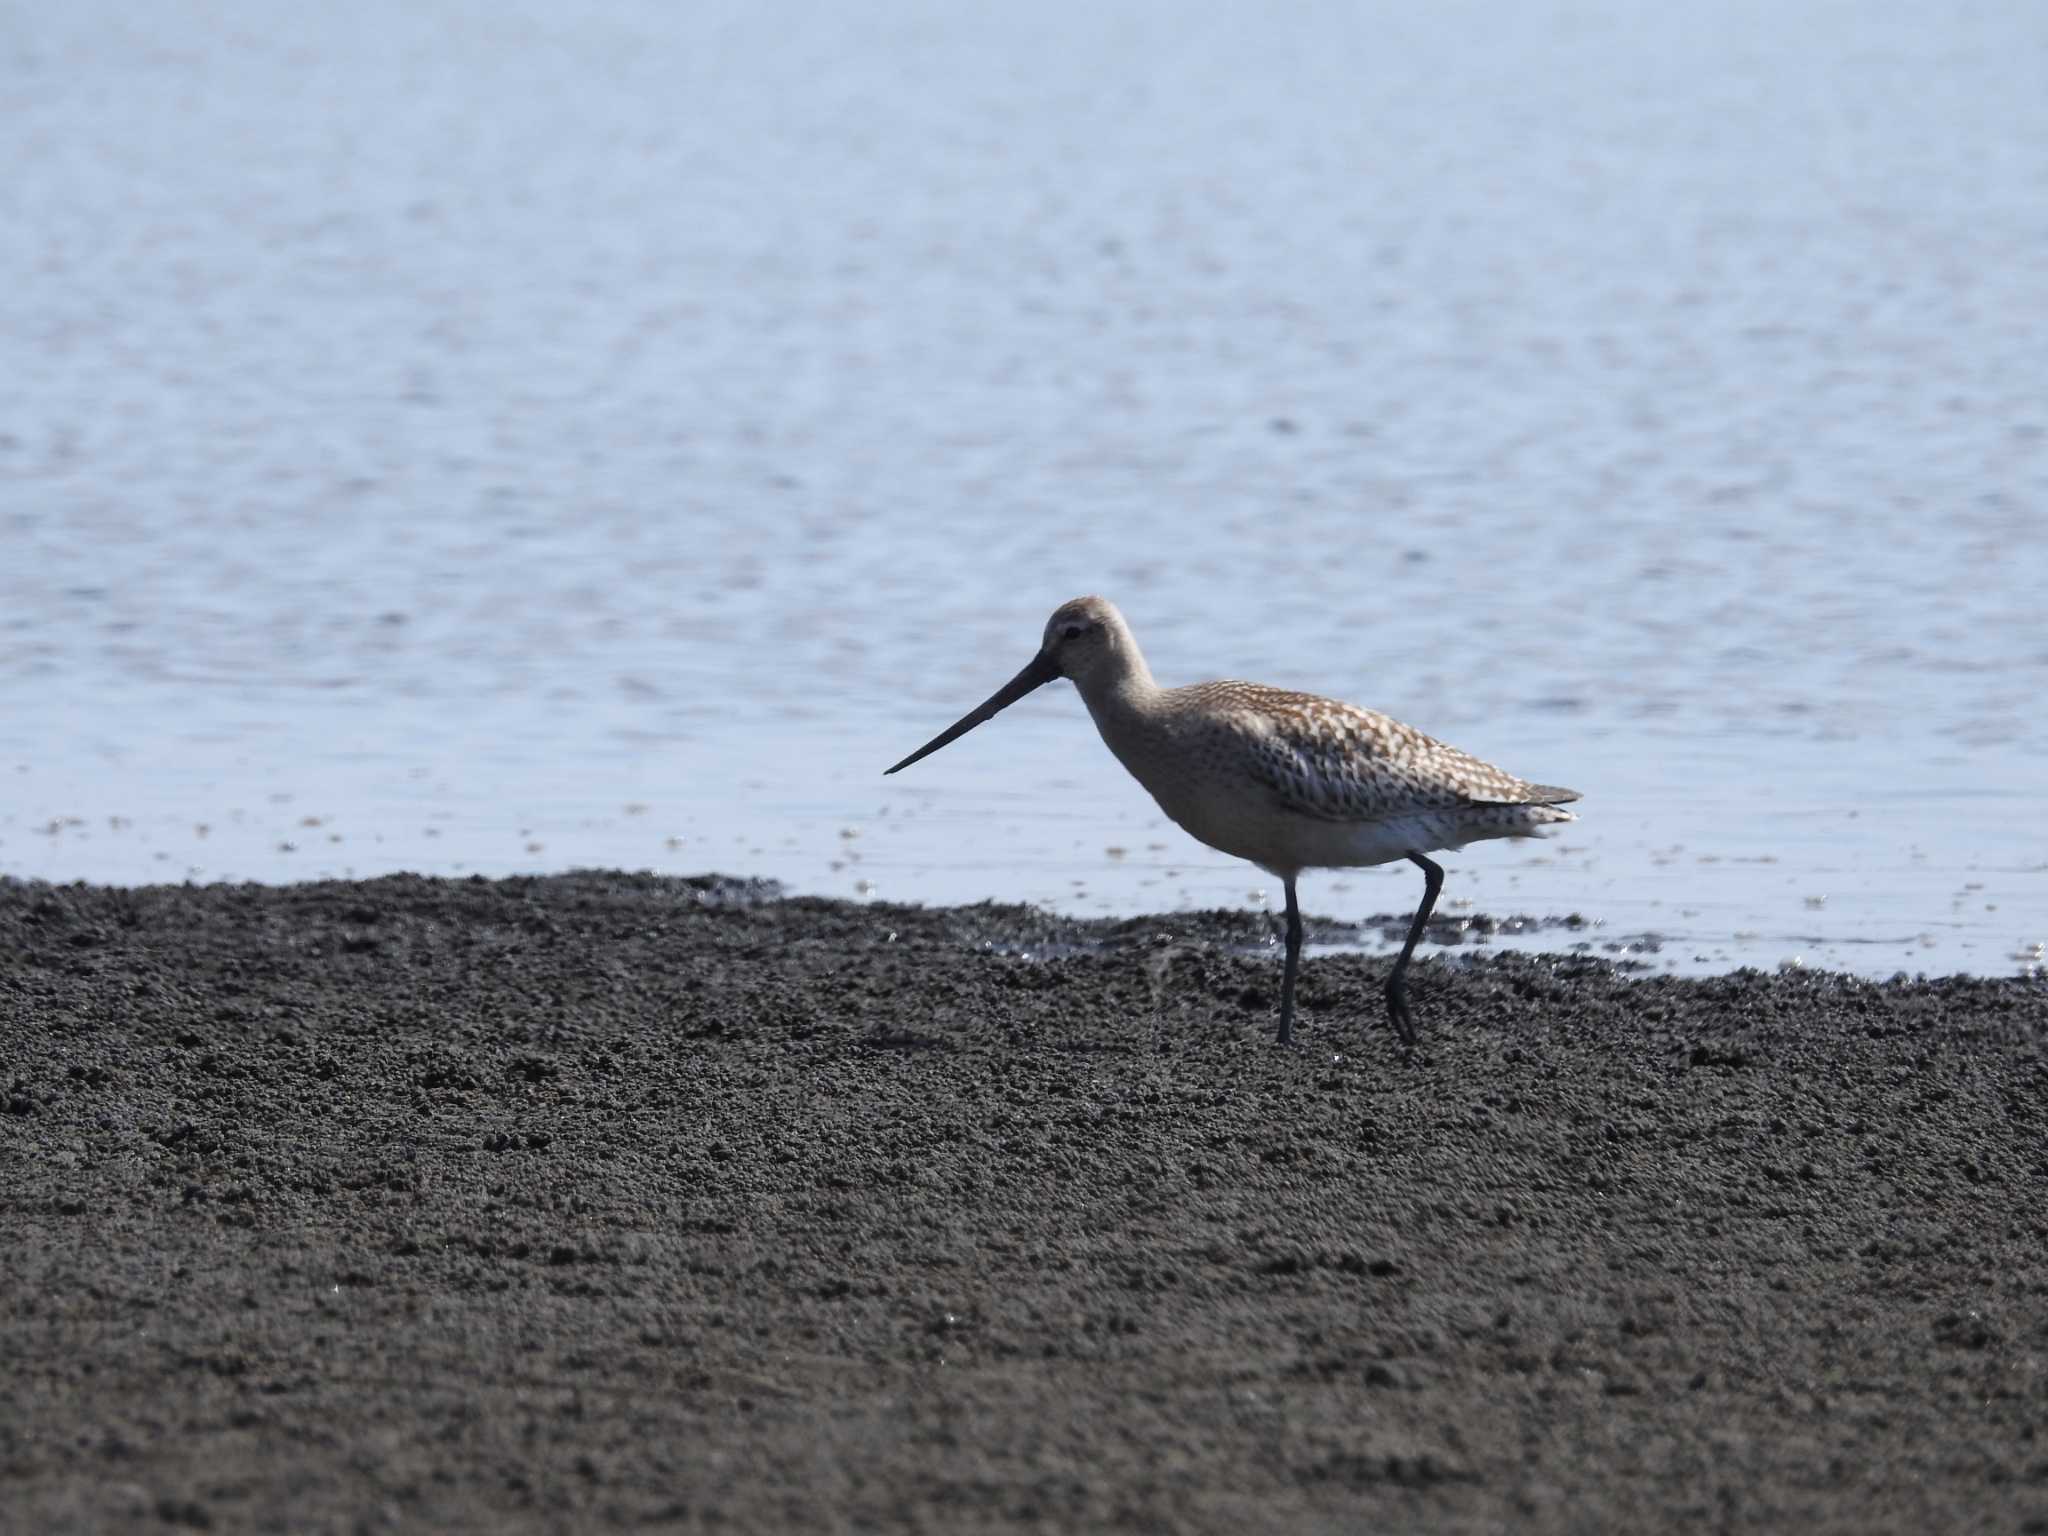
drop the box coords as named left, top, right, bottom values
left=1073, top=652, right=1161, bottom=741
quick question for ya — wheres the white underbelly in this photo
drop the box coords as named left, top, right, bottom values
left=1151, top=782, right=1568, bottom=876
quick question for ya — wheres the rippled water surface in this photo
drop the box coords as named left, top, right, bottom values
left=5, top=0, right=2045, bottom=976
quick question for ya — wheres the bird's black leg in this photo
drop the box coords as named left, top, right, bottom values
left=1277, top=874, right=1303, bottom=1046
left=1385, top=852, right=1443, bottom=1048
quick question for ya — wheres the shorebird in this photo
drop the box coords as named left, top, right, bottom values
left=885, top=596, right=1580, bottom=1047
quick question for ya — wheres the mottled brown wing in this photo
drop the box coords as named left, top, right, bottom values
left=1198, top=681, right=1569, bottom=823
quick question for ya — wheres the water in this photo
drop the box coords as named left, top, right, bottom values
left=4, top=0, right=2045, bottom=978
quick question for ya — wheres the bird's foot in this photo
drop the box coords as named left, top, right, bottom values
left=1384, top=983, right=1419, bottom=1052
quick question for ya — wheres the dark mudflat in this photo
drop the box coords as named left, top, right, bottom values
left=3, top=873, right=2044, bottom=1533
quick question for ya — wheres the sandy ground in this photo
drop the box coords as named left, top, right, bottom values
left=3, top=872, right=2045, bottom=1533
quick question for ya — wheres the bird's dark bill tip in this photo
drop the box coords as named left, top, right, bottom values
left=882, top=649, right=1062, bottom=776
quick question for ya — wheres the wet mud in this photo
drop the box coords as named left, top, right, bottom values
left=3, top=873, right=2045, bottom=1532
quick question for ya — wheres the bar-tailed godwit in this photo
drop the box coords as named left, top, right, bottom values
left=885, top=596, right=1581, bottom=1047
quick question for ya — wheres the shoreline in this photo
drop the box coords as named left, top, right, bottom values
left=4, top=871, right=2044, bottom=1531
left=4, top=867, right=2030, bottom=984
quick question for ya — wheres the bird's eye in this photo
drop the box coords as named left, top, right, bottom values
left=1061, top=622, right=1085, bottom=641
